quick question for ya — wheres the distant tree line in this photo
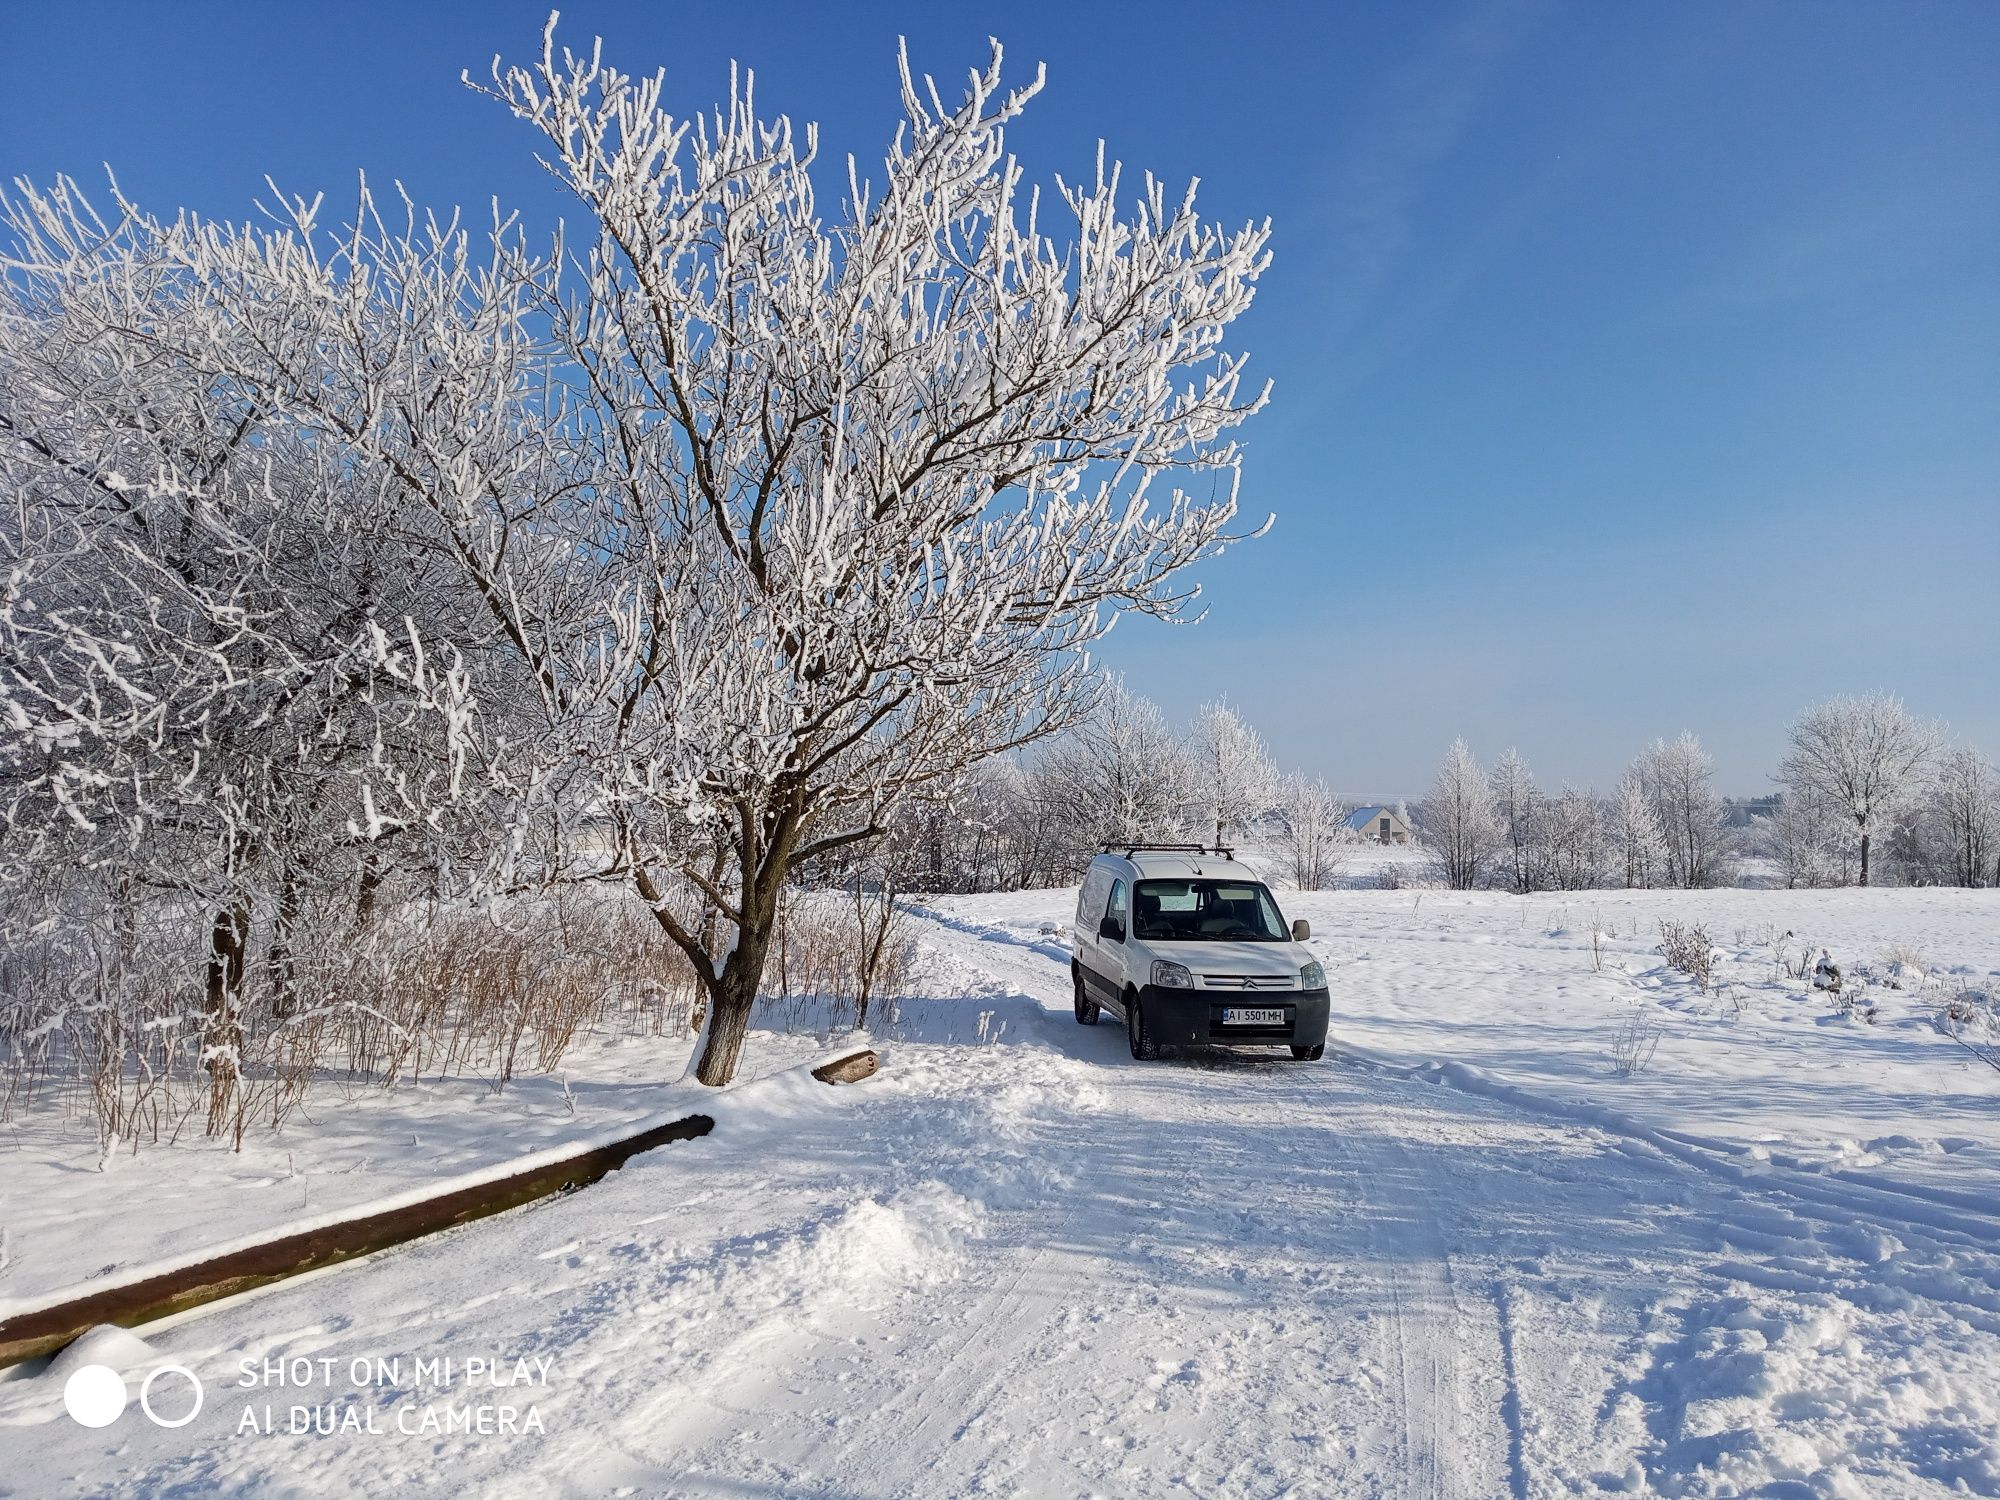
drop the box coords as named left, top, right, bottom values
left=868, top=677, right=1362, bottom=894
left=875, top=687, right=1998, bottom=899
left=1412, top=693, right=1998, bottom=892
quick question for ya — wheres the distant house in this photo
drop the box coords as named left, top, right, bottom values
left=1344, top=805, right=1411, bottom=846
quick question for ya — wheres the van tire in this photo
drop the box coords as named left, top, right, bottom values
left=1291, top=1043, right=1324, bottom=1062
left=1127, top=991, right=1159, bottom=1060
left=1073, top=968, right=1100, bottom=1025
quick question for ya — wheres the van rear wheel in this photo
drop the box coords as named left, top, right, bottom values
left=1127, top=992, right=1159, bottom=1060
left=1073, top=968, right=1100, bottom=1025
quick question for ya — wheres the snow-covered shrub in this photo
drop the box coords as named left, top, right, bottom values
left=1943, top=988, right=1992, bottom=1027
left=1875, top=945, right=1932, bottom=991
left=766, top=886, right=916, bottom=1032
left=1769, top=931, right=1820, bottom=983
left=1802, top=951, right=1877, bottom=1022
left=1657, top=921, right=1719, bottom=992
left=1935, top=989, right=1999, bottom=1073
left=1611, top=1008, right=1663, bottom=1075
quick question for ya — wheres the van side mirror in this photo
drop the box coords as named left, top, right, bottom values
left=1098, top=916, right=1125, bottom=943
left=1292, top=919, right=1310, bottom=941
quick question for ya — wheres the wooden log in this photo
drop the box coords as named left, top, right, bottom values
left=0, top=1111, right=712, bottom=1370
left=811, top=1047, right=879, bottom=1085
left=1, top=1045, right=882, bottom=1369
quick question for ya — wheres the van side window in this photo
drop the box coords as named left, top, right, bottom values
left=1077, top=870, right=1107, bottom=927
left=1104, top=878, right=1129, bottom=938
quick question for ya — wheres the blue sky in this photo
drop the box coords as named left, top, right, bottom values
left=5, top=1, right=1994, bottom=792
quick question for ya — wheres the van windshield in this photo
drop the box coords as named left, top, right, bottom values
left=1133, top=880, right=1290, bottom=942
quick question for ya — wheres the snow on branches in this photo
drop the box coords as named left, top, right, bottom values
left=1, top=16, right=1273, bottom=1089
left=460, top=23, right=1274, bottom=1080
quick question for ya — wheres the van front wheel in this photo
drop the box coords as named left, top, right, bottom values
left=1073, top=969, right=1100, bottom=1025
left=1127, top=993, right=1159, bottom=1061
left=1291, top=1043, right=1325, bottom=1062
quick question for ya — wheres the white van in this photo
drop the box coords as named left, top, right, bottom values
left=1072, top=845, right=1329, bottom=1061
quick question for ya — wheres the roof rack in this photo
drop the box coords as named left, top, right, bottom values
left=1102, top=842, right=1237, bottom=861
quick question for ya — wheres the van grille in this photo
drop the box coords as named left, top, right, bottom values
left=1200, top=974, right=1296, bottom=990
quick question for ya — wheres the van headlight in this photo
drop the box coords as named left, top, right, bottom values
left=1151, top=960, right=1193, bottom=989
left=1299, top=961, right=1325, bottom=990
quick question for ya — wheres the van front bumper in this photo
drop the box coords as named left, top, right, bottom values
left=1136, top=985, right=1330, bottom=1049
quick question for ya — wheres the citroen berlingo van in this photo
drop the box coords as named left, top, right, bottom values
left=1072, top=844, right=1329, bottom=1061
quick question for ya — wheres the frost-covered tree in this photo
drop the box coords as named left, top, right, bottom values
left=1631, top=734, right=1733, bottom=888
left=1778, top=694, right=1939, bottom=887
left=1757, top=792, right=1852, bottom=889
left=1034, top=678, right=1200, bottom=866
left=1188, top=699, right=1279, bottom=847
left=1487, top=748, right=1541, bottom=894
left=1276, top=773, right=1351, bottom=891
left=489, top=30, right=1271, bottom=1083
left=0, top=195, right=514, bottom=1128
left=1418, top=739, right=1499, bottom=891
left=1608, top=772, right=1669, bottom=888
left=3, top=23, right=1274, bottom=1088
left=1539, top=784, right=1606, bottom=891
left=877, top=757, right=1067, bottom=894
left=1922, top=746, right=2000, bottom=888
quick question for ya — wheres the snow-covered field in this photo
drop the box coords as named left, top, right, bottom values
left=3, top=885, right=1998, bottom=1498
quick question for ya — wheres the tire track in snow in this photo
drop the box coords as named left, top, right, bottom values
left=843, top=1195, right=1076, bottom=1496
left=1490, top=1281, right=1532, bottom=1500
left=903, top=902, right=1519, bottom=1499
left=1322, top=1035, right=2000, bottom=1341
left=1376, top=1180, right=1453, bottom=1500
left=1291, top=1054, right=1516, bottom=1500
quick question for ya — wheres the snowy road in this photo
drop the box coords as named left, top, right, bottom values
left=4, top=900, right=1997, bottom=1497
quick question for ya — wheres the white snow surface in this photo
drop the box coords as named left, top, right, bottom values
left=2, top=885, right=1997, bottom=1498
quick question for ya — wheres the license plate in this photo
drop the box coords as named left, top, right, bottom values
left=1221, top=1007, right=1285, bottom=1026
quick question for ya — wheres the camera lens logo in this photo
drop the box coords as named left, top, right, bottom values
left=63, top=1364, right=203, bottom=1429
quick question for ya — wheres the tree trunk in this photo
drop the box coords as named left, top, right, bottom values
left=353, top=854, right=383, bottom=930
left=695, top=903, right=778, bottom=1087
left=636, top=796, right=831, bottom=1088
left=205, top=902, right=250, bottom=1017
left=270, top=864, right=302, bottom=1018
left=1859, top=828, right=1872, bottom=887
left=690, top=801, right=818, bottom=1085
left=204, top=897, right=251, bottom=1136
